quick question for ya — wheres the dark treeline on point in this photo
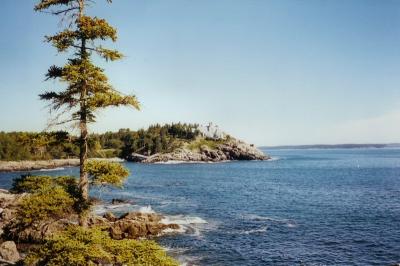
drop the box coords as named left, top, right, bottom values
left=0, top=123, right=200, bottom=161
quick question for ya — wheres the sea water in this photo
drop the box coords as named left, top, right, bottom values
left=0, top=148, right=399, bottom=265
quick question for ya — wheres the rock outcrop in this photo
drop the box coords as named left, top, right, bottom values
left=0, top=190, right=180, bottom=244
left=88, top=211, right=180, bottom=240
left=0, top=189, right=25, bottom=237
left=126, top=153, right=148, bottom=163
left=0, top=241, right=20, bottom=263
left=106, top=212, right=179, bottom=240
left=138, top=138, right=269, bottom=163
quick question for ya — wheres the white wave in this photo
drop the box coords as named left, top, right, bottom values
left=287, top=223, right=297, bottom=228
left=239, top=226, right=268, bottom=235
left=161, top=215, right=207, bottom=225
left=94, top=202, right=211, bottom=238
left=39, top=167, right=65, bottom=171
left=243, top=214, right=297, bottom=227
left=178, top=256, right=201, bottom=266
left=138, top=205, right=155, bottom=213
left=163, top=246, right=201, bottom=266
left=105, top=203, right=132, bottom=210
left=161, top=215, right=210, bottom=237
left=267, top=156, right=281, bottom=161
left=93, top=203, right=136, bottom=215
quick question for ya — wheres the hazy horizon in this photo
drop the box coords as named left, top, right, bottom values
left=1, top=0, right=400, bottom=146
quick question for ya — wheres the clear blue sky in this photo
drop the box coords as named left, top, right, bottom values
left=1, top=0, right=400, bottom=145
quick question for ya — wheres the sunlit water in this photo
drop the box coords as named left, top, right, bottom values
left=1, top=148, right=399, bottom=265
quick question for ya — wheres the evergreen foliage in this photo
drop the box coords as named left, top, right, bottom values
left=0, top=131, right=78, bottom=161
left=35, top=0, right=140, bottom=226
left=0, top=123, right=202, bottom=160
left=18, top=186, right=75, bottom=226
left=84, top=160, right=129, bottom=188
left=10, top=175, right=79, bottom=226
left=24, top=226, right=179, bottom=266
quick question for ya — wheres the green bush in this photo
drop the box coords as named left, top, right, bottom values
left=25, top=226, right=179, bottom=266
left=10, top=175, right=53, bottom=193
left=18, top=186, right=75, bottom=225
left=85, top=160, right=129, bottom=188
left=10, top=175, right=78, bottom=195
left=186, top=138, right=223, bottom=152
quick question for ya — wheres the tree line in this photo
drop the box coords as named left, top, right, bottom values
left=0, top=123, right=201, bottom=161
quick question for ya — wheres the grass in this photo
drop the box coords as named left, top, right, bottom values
left=186, top=137, right=225, bottom=152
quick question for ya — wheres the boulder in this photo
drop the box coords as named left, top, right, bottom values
left=4, top=218, right=75, bottom=243
left=88, top=215, right=110, bottom=227
left=111, top=198, right=132, bottom=205
left=0, top=241, right=20, bottom=262
left=108, top=212, right=179, bottom=240
left=126, top=153, right=148, bottom=162
left=103, top=212, right=117, bottom=222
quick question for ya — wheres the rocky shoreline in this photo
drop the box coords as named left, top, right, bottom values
left=0, top=139, right=269, bottom=172
left=0, top=189, right=182, bottom=263
left=129, top=138, right=269, bottom=163
left=0, top=158, right=123, bottom=173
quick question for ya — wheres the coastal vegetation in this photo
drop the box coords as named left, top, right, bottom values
left=0, top=0, right=177, bottom=265
left=24, top=226, right=178, bottom=266
left=0, top=123, right=204, bottom=161
left=35, top=0, right=140, bottom=227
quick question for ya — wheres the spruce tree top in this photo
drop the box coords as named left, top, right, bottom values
left=35, top=0, right=140, bottom=125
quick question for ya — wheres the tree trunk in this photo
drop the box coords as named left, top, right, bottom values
left=78, top=0, right=89, bottom=227
left=78, top=109, right=88, bottom=227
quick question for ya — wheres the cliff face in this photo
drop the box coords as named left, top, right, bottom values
left=128, top=138, right=269, bottom=163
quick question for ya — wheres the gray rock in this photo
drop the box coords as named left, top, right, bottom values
left=0, top=241, right=20, bottom=262
left=127, top=153, right=148, bottom=162
left=142, top=137, right=269, bottom=163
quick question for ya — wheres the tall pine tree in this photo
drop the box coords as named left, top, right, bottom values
left=35, top=0, right=139, bottom=226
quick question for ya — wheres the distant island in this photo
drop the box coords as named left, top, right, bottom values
left=0, top=123, right=268, bottom=171
left=262, top=143, right=400, bottom=150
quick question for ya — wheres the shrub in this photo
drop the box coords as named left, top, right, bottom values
left=18, top=186, right=75, bottom=225
left=10, top=175, right=53, bottom=193
left=186, top=138, right=223, bottom=152
left=10, top=175, right=78, bottom=195
left=25, top=226, right=179, bottom=266
left=85, top=160, right=129, bottom=188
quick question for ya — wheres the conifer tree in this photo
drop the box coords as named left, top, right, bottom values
left=35, top=0, right=139, bottom=226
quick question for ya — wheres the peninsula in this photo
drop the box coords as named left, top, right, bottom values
left=0, top=123, right=269, bottom=171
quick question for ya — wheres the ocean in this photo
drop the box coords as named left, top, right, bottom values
left=1, top=148, right=399, bottom=265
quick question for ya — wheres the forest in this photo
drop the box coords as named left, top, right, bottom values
left=0, top=123, right=201, bottom=161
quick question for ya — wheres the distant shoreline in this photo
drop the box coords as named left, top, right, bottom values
left=261, top=143, right=400, bottom=150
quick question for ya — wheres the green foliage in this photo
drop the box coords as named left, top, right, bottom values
left=24, top=226, right=179, bottom=266
left=10, top=175, right=53, bottom=194
left=186, top=138, right=224, bottom=152
left=8, top=175, right=80, bottom=229
left=34, top=0, right=74, bottom=12
left=18, top=186, right=75, bottom=226
left=0, top=123, right=202, bottom=161
left=0, top=131, right=78, bottom=161
left=85, top=160, right=129, bottom=188
left=36, top=0, right=140, bottom=126
left=11, top=175, right=79, bottom=196
left=108, top=123, right=201, bottom=157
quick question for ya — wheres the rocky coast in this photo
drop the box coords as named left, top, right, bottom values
left=0, top=189, right=181, bottom=264
left=128, top=137, right=269, bottom=163
left=0, top=138, right=269, bottom=172
left=0, top=158, right=123, bottom=173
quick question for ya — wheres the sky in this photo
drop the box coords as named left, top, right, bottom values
left=0, top=0, right=400, bottom=146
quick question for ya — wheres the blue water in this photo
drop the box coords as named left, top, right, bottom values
left=1, top=148, right=399, bottom=265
